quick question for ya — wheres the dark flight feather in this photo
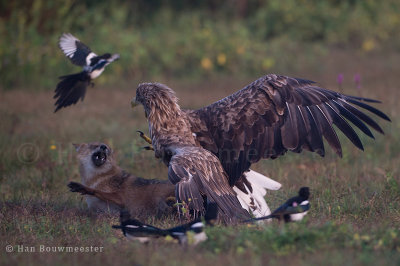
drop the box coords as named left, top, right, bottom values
left=185, top=74, right=389, bottom=186
left=330, top=100, right=374, bottom=139
left=344, top=98, right=391, bottom=121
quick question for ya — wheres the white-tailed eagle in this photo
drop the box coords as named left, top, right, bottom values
left=132, top=74, right=390, bottom=223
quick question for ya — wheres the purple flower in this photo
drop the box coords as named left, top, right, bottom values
left=337, top=73, right=344, bottom=85
left=354, top=73, right=361, bottom=89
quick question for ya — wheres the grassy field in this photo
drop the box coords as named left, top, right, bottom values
left=0, top=50, right=399, bottom=265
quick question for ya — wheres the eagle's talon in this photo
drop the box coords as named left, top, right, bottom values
left=137, top=130, right=152, bottom=144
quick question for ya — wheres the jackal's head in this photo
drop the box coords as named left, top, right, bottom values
left=73, top=142, right=117, bottom=184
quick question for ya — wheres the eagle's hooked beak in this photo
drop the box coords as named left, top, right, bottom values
left=131, top=98, right=138, bottom=108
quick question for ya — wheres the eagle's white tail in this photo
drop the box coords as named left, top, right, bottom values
left=233, top=170, right=281, bottom=218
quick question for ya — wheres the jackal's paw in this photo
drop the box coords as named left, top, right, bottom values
left=68, top=182, right=90, bottom=195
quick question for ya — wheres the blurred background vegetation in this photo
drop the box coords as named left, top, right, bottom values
left=1, top=0, right=400, bottom=90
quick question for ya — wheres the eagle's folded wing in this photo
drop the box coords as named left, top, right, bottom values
left=168, top=146, right=250, bottom=222
left=187, top=74, right=390, bottom=186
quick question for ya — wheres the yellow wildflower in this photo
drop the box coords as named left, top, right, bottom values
left=362, top=39, right=375, bottom=52
left=361, top=235, right=370, bottom=242
left=50, top=144, right=57, bottom=150
left=375, top=239, right=383, bottom=249
left=164, top=235, right=174, bottom=242
left=217, top=53, right=226, bottom=65
left=201, top=57, right=213, bottom=70
left=262, top=58, right=275, bottom=70
left=236, top=246, right=245, bottom=254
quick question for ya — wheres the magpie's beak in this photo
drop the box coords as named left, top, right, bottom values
left=131, top=98, right=138, bottom=108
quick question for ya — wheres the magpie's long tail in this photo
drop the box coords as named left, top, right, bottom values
left=243, top=204, right=310, bottom=223
left=54, top=71, right=91, bottom=112
left=243, top=215, right=273, bottom=223
left=112, top=210, right=168, bottom=240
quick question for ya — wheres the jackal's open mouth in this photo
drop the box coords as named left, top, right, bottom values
left=92, top=150, right=107, bottom=166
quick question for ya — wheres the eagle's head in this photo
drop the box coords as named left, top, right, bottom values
left=132, top=82, right=180, bottom=119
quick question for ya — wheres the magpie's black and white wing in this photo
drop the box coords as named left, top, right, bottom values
left=59, top=33, right=95, bottom=66
left=168, top=146, right=250, bottom=223
left=246, top=195, right=310, bottom=222
left=186, top=74, right=391, bottom=186
left=167, top=202, right=218, bottom=234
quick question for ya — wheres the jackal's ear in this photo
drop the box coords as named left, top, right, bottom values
left=72, top=143, right=83, bottom=152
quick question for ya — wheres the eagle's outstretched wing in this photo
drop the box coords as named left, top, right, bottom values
left=186, top=74, right=390, bottom=186
left=168, top=146, right=250, bottom=222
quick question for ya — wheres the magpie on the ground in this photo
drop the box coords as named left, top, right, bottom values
left=245, top=187, right=310, bottom=223
left=54, top=33, right=120, bottom=112
left=112, top=203, right=218, bottom=245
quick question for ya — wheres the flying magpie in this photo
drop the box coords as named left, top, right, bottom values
left=245, top=187, right=310, bottom=223
left=54, top=33, right=120, bottom=112
left=112, top=203, right=218, bottom=245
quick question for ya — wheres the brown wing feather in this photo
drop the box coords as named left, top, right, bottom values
left=185, top=74, right=390, bottom=186
left=168, top=146, right=250, bottom=223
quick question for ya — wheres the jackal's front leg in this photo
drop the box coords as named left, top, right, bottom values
left=68, top=182, right=124, bottom=207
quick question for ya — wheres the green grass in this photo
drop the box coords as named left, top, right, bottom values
left=0, top=51, right=399, bottom=265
